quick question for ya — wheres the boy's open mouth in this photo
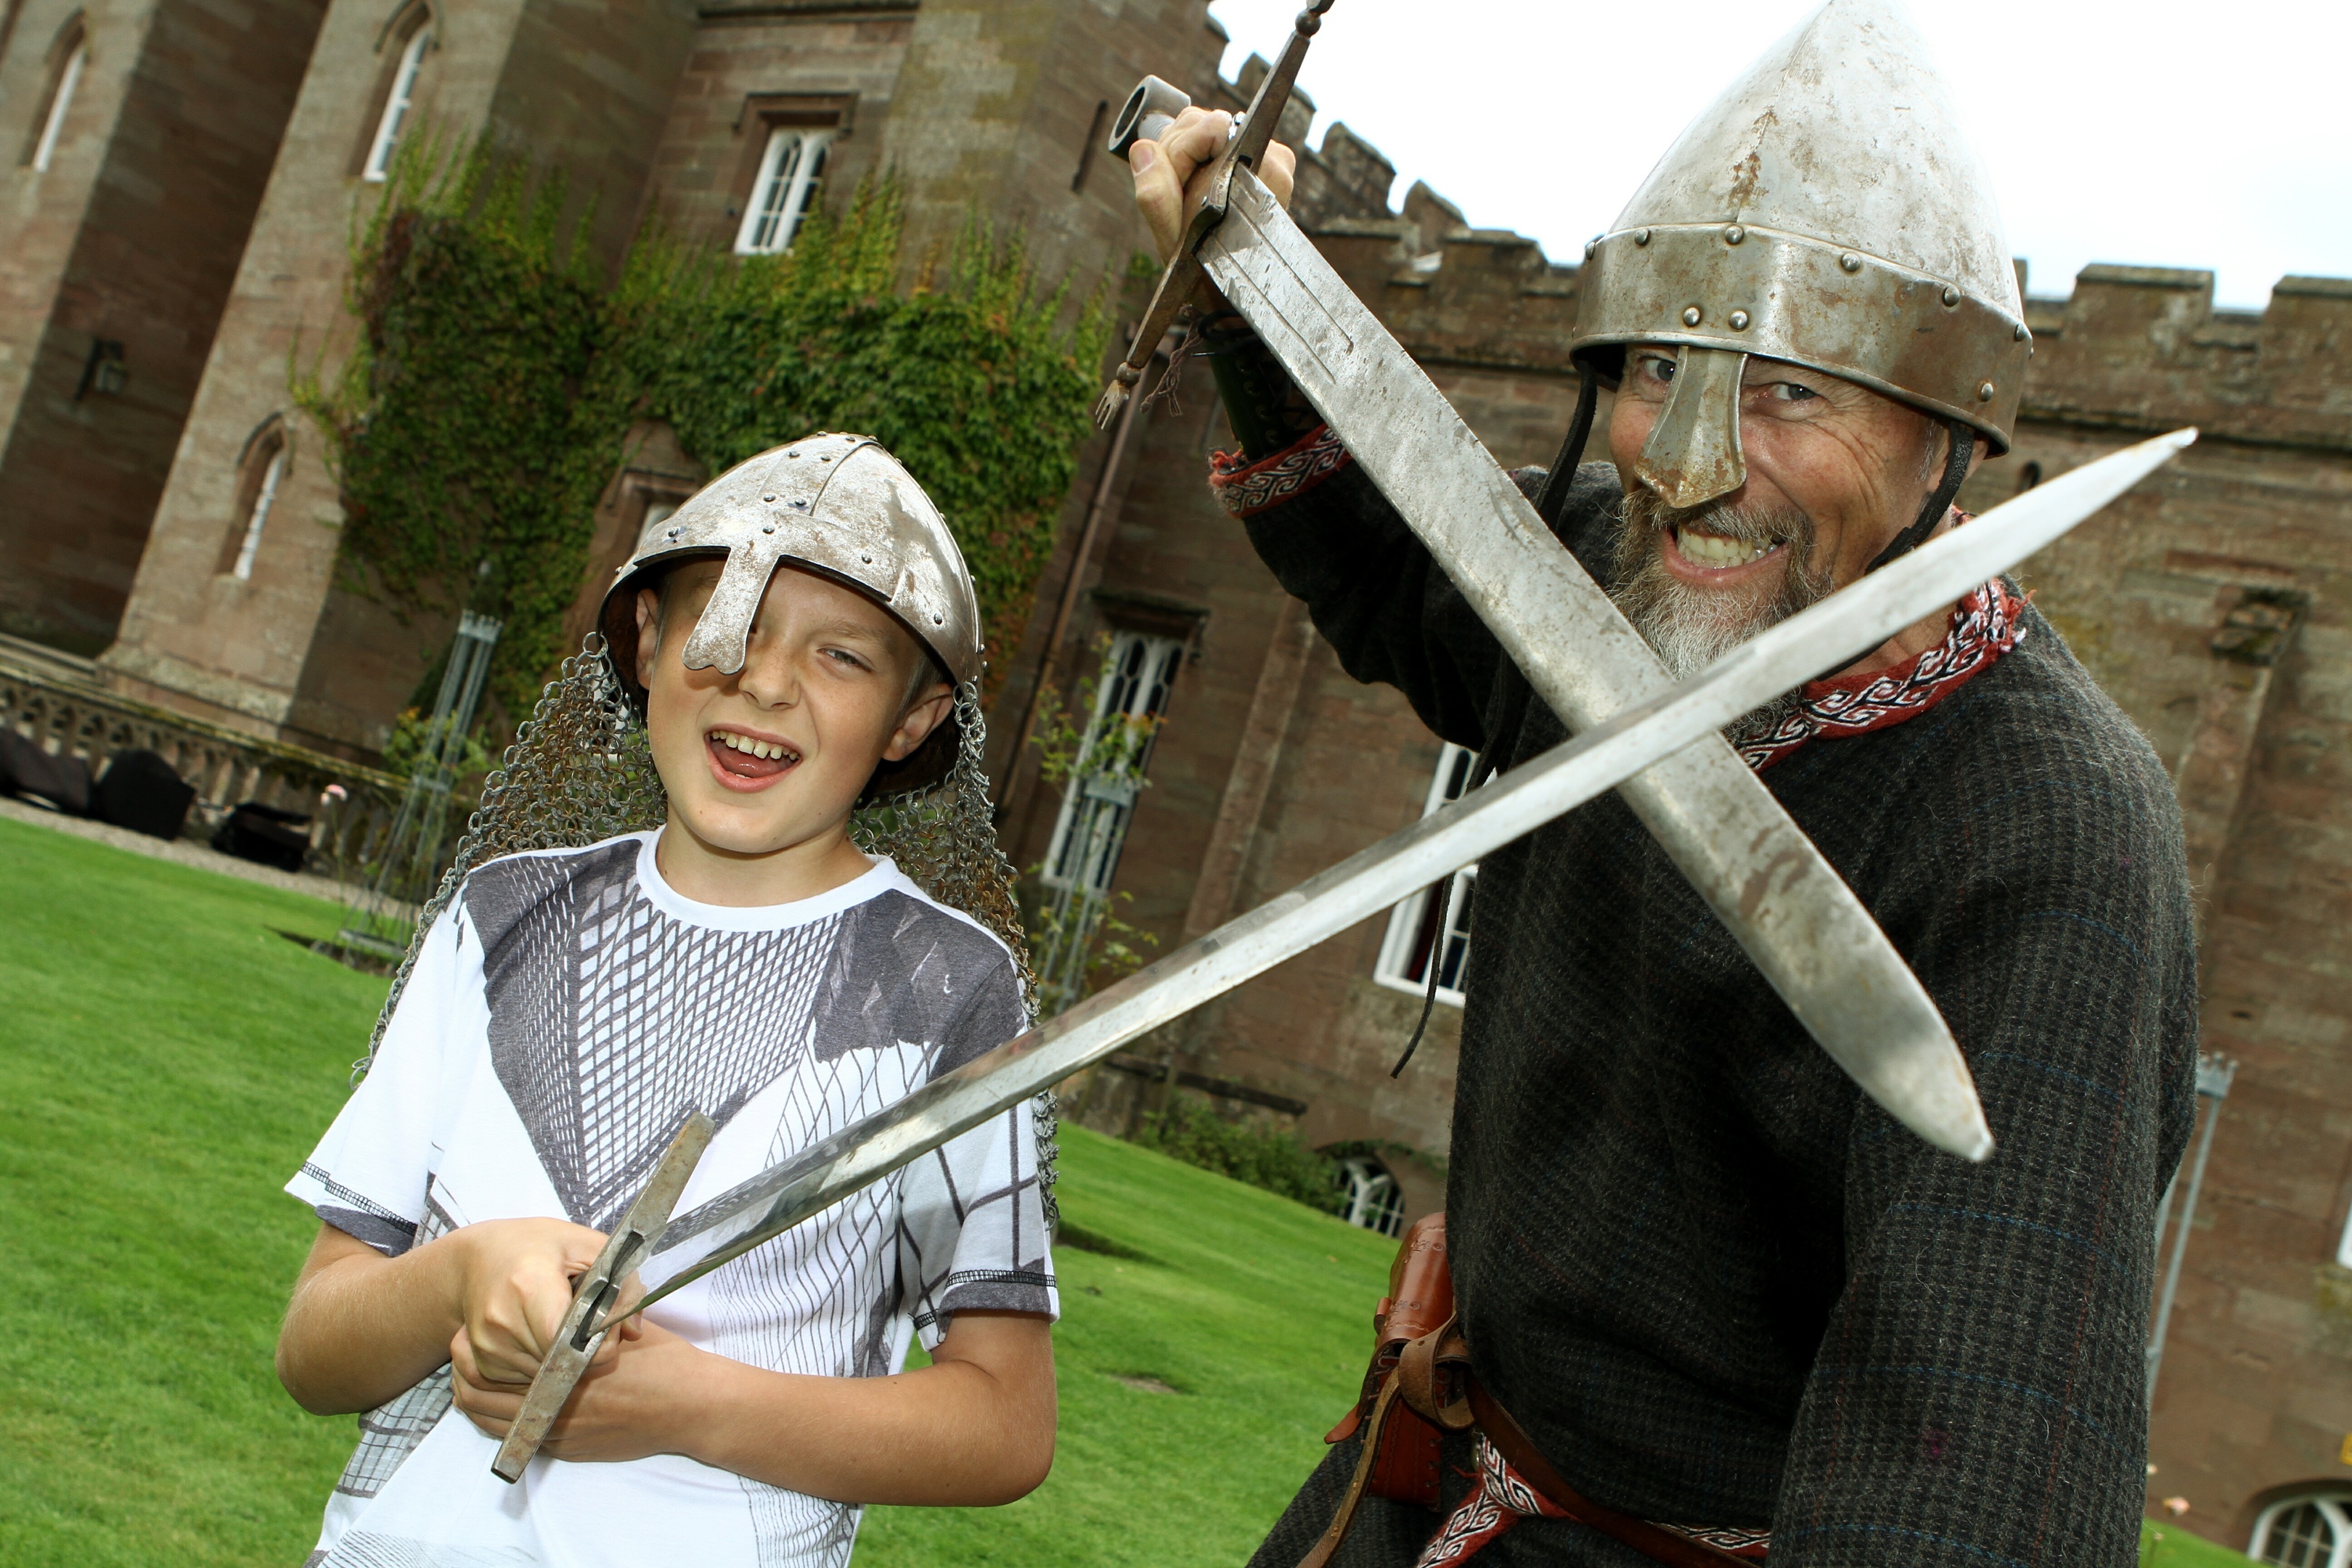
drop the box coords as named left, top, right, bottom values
left=706, top=727, right=801, bottom=785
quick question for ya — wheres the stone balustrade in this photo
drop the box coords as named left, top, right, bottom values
left=0, top=634, right=409, bottom=883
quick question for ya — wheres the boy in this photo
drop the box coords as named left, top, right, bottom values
left=277, top=433, right=1058, bottom=1568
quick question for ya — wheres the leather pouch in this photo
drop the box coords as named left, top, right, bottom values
left=1324, top=1213, right=1455, bottom=1508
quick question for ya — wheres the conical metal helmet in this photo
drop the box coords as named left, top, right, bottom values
left=597, top=431, right=984, bottom=793
left=1572, top=0, right=2030, bottom=508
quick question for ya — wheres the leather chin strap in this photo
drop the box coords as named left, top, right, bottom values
left=1535, top=364, right=1601, bottom=528
left=1866, top=417, right=1975, bottom=574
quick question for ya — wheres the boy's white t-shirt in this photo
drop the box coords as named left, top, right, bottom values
left=286, top=831, right=1057, bottom=1568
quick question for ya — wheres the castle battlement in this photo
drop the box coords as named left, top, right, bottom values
left=1306, top=166, right=2352, bottom=450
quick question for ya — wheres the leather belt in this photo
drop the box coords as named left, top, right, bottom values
left=1299, top=1318, right=1755, bottom=1568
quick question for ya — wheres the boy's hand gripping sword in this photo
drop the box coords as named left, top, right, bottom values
left=1105, top=3, right=1998, bottom=1161
left=487, top=429, right=2196, bottom=1478
left=490, top=1111, right=714, bottom=1483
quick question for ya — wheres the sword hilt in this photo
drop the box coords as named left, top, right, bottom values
left=1093, top=2, right=1334, bottom=429
left=489, top=1111, right=714, bottom=1483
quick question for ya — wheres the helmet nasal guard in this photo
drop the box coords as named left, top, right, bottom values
left=1572, top=0, right=2030, bottom=510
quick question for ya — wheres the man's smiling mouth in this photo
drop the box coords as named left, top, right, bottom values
left=1673, top=526, right=1784, bottom=569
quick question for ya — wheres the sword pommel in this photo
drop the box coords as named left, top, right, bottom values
left=1108, top=75, right=1191, bottom=163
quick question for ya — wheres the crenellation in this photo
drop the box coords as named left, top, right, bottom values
left=2026, top=264, right=2352, bottom=451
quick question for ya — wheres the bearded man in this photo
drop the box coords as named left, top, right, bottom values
left=1128, top=4, right=2197, bottom=1565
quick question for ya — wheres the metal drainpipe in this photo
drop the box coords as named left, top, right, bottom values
left=2147, top=1053, right=2238, bottom=1406
left=997, top=325, right=1173, bottom=829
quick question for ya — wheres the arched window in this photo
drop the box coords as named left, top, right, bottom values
left=360, top=7, right=430, bottom=182
left=734, top=126, right=830, bottom=255
left=1334, top=1156, right=1405, bottom=1238
left=2250, top=1493, right=2352, bottom=1568
left=221, top=420, right=288, bottom=579
left=25, top=19, right=86, bottom=173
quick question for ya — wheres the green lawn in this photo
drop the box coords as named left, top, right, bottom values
left=2144, top=1520, right=2260, bottom=1567
left=0, top=817, right=2255, bottom=1567
left=0, top=818, right=1394, bottom=1565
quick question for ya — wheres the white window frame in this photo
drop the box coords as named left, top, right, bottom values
left=1373, top=742, right=1482, bottom=1007
left=2337, top=1201, right=2352, bottom=1271
left=229, top=444, right=285, bottom=581
left=1335, top=1156, right=1405, bottom=1238
left=2250, top=1494, right=2352, bottom=1568
left=733, top=126, right=831, bottom=256
left=362, top=24, right=429, bottom=183
left=30, top=40, right=84, bottom=173
left=1040, top=629, right=1182, bottom=897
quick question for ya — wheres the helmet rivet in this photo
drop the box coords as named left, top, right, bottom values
left=1728, top=309, right=1750, bottom=330
left=787, top=449, right=800, bottom=458
left=761, top=523, right=775, bottom=534
left=1977, top=381, right=1997, bottom=401
left=860, top=553, right=873, bottom=564
left=793, top=499, right=807, bottom=508
left=819, top=456, right=830, bottom=462
left=1941, top=285, right=1961, bottom=308
left=1724, top=224, right=1744, bottom=245
left=1681, top=306, right=1702, bottom=327
left=1633, top=228, right=1651, bottom=246
left=2014, top=322, right=2030, bottom=342
left=1839, top=253, right=1863, bottom=274
left=932, top=613, right=944, bottom=624
left=762, top=494, right=775, bottom=502
left=665, top=527, right=681, bottom=539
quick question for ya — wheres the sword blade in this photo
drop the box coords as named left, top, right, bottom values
left=634, top=426, right=2191, bottom=1310
left=1198, top=168, right=1993, bottom=1155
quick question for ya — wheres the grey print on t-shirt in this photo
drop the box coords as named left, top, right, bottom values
left=465, top=843, right=840, bottom=1230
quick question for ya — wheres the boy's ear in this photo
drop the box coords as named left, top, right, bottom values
left=634, top=587, right=662, bottom=691
left=883, top=682, right=955, bottom=762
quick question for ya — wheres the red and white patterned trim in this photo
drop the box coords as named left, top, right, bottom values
left=1413, top=1434, right=1569, bottom=1568
left=1660, top=1522, right=1774, bottom=1557
left=1736, top=571, right=2026, bottom=773
left=1209, top=424, right=1353, bottom=520
left=1413, top=1434, right=1771, bottom=1566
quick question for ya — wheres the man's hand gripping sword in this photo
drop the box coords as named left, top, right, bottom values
left=1091, top=1, right=1331, bottom=428
left=481, top=429, right=2195, bottom=1478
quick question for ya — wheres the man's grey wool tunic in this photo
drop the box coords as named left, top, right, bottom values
left=1240, top=459, right=2200, bottom=1568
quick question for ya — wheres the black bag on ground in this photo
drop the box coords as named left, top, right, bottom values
left=94, top=749, right=196, bottom=841
left=211, top=801, right=312, bottom=873
left=0, top=728, right=93, bottom=816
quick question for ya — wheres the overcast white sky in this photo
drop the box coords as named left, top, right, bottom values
left=1205, top=0, right=2349, bottom=311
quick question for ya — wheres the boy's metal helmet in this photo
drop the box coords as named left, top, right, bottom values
left=597, top=431, right=984, bottom=793
left=1571, top=0, right=2030, bottom=508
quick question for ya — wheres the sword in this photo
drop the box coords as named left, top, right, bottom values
left=1103, top=4, right=2002, bottom=1160
left=485, top=425, right=2192, bottom=1477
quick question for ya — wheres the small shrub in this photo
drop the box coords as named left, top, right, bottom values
left=1133, top=1095, right=1344, bottom=1216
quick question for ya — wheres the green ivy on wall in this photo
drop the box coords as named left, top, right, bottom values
left=298, top=139, right=1108, bottom=729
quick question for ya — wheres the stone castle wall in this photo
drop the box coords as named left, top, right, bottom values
left=0, top=0, right=323, bottom=655
left=0, top=0, right=2345, bottom=1541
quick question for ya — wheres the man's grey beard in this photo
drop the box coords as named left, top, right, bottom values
left=1607, top=489, right=1836, bottom=739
